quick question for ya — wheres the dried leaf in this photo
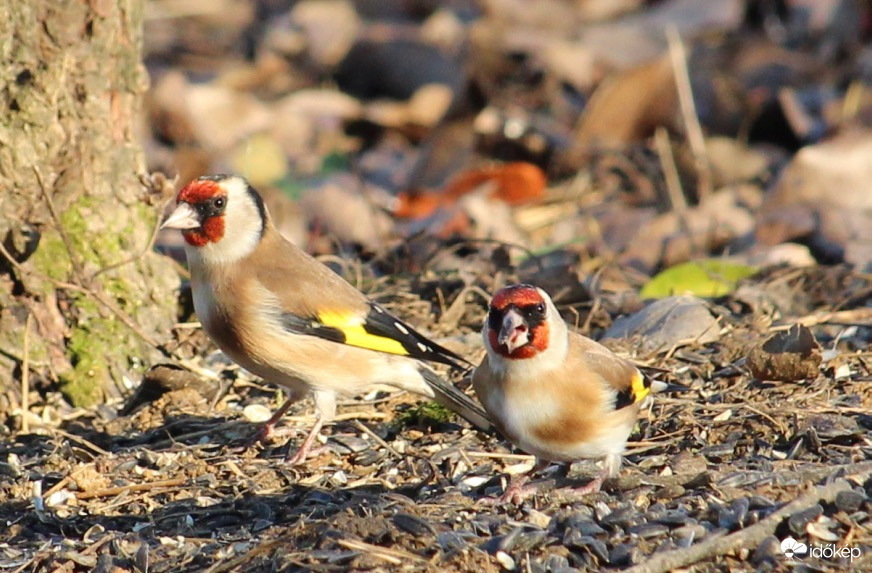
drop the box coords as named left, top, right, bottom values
left=747, top=324, right=822, bottom=382
left=575, top=55, right=677, bottom=149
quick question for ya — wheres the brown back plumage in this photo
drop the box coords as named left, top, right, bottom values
left=251, top=225, right=372, bottom=318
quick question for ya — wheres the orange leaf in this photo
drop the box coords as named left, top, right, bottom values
left=393, top=190, right=442, bottom=219
left=444, top=162, right=546, bottom=205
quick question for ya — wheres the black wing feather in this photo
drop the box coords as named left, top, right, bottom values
left=281, top=312, right=347, bottom=344
left=361, top=303, right=472, bottom=370
left=279, top=303, right=472, bottom=372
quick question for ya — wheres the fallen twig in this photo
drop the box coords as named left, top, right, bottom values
left=352, top=419, right=403, bottom=459
left=75, top=476, right=188, bottom=500
left=666, top=26, right=711, bottom=199
left=336, top=538, right=427, bottom=564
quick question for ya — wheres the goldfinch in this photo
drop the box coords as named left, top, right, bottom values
left=161, top=174, right=491, bottom=464
left=472, top=284, right=669, bottom=502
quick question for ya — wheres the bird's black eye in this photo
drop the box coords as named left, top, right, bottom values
left=536, top=303, right=545, bottom=313
left=213, top=197, right=226, bottom=209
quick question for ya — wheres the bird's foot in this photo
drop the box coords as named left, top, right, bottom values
left=479, top=475, right=536, bottom=505
left=563, top=473, right=606, bottom=498
left=284, top=417, right=325, bottom=465
left=285, top=443, right=328, bottom=466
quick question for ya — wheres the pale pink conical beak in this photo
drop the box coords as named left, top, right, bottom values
left=161, top=203, right=200, bottom=230
left=498, top=308, right=529, bottom=354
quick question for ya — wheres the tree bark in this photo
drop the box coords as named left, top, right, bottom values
left=0, top=1, right=178, bottom=411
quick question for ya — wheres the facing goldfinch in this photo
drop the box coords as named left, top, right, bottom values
left=473, top=284, right=671, bottom=502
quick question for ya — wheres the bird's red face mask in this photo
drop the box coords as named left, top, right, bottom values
left=487, top=285, right=550, bottom=359
left=161, top=178, right=228, bottom=246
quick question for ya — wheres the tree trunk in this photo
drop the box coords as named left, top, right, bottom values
left=0, top=1, right=179, bottom=411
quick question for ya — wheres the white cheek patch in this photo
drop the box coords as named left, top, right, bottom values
left=190, top=178, right=265, bottom=265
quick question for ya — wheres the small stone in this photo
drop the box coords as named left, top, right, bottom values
left=645, top=502, right=667, bottom=518
left=0, top=462, right=22, bottom=479
left=602, top=295, right=720, bottom=351
left=460, top=475, right=490, bottom=489
left=495, top=550, right=516, bottom=570
left=700, top=443, right=736, bottom=460
left=802, top=413, right=861, bottom=440
left=656, top=484, right=686, bottom=500
left=45, top=489, right=73, bottom=508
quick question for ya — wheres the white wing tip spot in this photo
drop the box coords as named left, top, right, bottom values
left=417, top=342, right=430, bottom=353
left=394, top=322, right=410, bottom=335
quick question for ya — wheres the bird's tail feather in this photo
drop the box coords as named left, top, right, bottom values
left=419, top=367, right=493, bottom=432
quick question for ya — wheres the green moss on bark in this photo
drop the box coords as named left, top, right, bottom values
left=0, top=0, right=180, bottom=408
left=28, top=196, right=168, bottom=407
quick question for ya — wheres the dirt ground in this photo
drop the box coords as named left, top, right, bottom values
left=2, top=263, right=870, bottom=572
left=3, top=1, right=872, bottom=571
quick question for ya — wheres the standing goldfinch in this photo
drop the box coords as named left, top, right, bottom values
left=473, top=284, right=669, bottom=502
left=161, top=174, right=491, bottom=464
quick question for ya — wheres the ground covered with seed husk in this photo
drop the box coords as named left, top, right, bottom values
left=1, top=262, right=871, bottom=572
left=4, top=1, right=872, bottom=572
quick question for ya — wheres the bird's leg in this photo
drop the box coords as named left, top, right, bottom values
left=249, top=396, right=296, bottom=445
left=284, top=390, right=336, bottom=465
left=569, top=472, right=605, bottom=496
left=285, top=415, right=325, bottom=465
left=246, top=388, right=305, bottom=447
left=567, top=453, right=621, bottom=497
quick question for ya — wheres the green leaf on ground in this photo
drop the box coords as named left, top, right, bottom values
left=641, top=259, right=757, bottom=299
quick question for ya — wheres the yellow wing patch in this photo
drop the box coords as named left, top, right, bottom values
left=317, top=311, right=410, bottom=356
